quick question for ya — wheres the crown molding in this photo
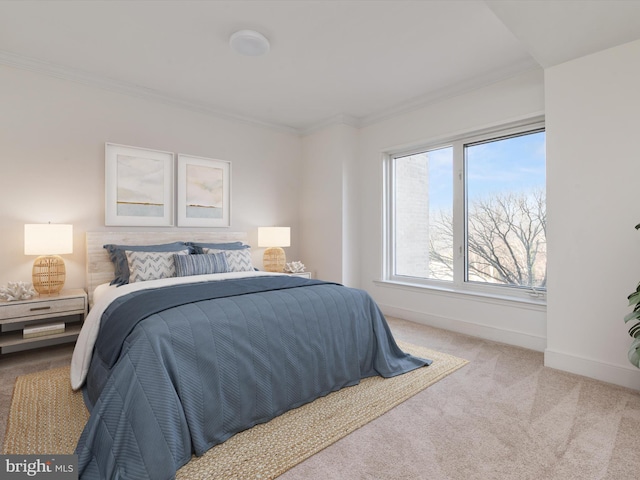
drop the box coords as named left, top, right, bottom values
left=300, top=113, right=362, bottom=136
left=301, top=60, right=541, bottom=136
left=0, top=50, right=541, bottom=137
left=0, top=50, right=299, bottom=135
left=359, top=59, right=542, bottom=127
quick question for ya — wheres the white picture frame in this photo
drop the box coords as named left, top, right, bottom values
left=105, top=143, right=174, bottom=227
left=177, top=154, right=231, bottom=227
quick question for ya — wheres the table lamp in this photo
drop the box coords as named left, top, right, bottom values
left=24, top=224, right=73, bottom=295
left=258, top=227, right=290, bottom=272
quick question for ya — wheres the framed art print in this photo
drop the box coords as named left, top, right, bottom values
left=105, top=143, right=174, bottom=226
left=177, top=154, right=231, bottom=227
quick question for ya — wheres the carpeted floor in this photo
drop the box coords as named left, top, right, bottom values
left=2, top=342, right=466, bottom=479
left=1, top=317, right=639, bottom=479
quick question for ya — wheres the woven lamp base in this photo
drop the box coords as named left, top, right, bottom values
left=32, top=255, right=66, bottom=295
left=263, top=247, right=286, bottom=272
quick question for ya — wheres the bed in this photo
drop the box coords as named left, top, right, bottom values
left=72, top=232, right=431, bottom=480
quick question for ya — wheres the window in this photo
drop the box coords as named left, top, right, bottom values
left=393, top=146, right=453, bottom=281
left=385, top=121, right=546, bottom=300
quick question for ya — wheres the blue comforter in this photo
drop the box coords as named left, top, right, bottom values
left=76, top=276, right=430, bottom=479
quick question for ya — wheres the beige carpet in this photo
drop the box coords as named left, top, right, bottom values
left=2, top=342, right=467, bottom=479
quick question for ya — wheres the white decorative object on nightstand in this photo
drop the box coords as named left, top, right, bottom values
left=0, top=288, right=87, bottom=355
left=0, top=281, right=36, bottom=301
left=284, top=261, right=305, bottom=274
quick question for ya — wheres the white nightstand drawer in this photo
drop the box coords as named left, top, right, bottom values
left=288, top=272, right=311, bottom=278
left=0, top=294, right=86, bottom=322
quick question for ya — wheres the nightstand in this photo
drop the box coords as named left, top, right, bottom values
left=288, top=272, right=311, bottom=278
left=0, top=288, right=87, bottom=355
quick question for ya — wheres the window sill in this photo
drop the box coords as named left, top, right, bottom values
left=373, top=279, right=547, bottom=311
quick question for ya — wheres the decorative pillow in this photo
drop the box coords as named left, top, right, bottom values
left=202, top=247, right=254, bottom=272
left=125, top=249, right=189, bottom=283
left=174, top=253, right=228, bottom=277
left=104, top=242, right=190, bottom=286
left=186, top=241, right=250, bottom=255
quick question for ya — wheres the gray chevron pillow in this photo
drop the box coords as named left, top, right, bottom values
left=202, top=247, right=254, bottom=272
left=125, top=249, right=190, bottom=283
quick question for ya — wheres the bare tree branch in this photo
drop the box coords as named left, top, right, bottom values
left=429, top=189, right=546, bottom=288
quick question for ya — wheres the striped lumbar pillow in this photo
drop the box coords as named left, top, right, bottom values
left=174, top=253, right=229, bottom=277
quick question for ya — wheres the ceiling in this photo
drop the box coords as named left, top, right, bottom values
left=1, top=1, right=639, bottom=133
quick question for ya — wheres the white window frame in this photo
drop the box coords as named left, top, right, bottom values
left=382, top=117, right=546, bottom=304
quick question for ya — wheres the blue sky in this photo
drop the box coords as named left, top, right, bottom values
left=427, top=130, right=546, bottom=211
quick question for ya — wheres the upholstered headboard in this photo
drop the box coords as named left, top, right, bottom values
left=86, top=231, right=248, bottom=306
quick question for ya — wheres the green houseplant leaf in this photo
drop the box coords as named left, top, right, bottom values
left=629, top=337, right=640, bottom=368
left=628, top=290, right=640, bottom=306
left=625, top=224, right=640, bottom=368
left=624, top=309, right=640, bottom=323
left=629, top=322, right=640, bottom=338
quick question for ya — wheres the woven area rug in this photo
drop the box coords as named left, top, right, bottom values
left=3, top=342, right=467, bottom=479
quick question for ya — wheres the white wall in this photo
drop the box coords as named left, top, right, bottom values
left=300, top=122, right=358, bottom=285
left=356, top=69, right=548, bottom=351
left=545, top=39, right=640, bottom=389
left=0, top=65, right=302, bottom=290
left=340, top=124, right=360, bottom=287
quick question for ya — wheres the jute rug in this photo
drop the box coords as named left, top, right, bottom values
left=3, top=342, right=467, bottom=479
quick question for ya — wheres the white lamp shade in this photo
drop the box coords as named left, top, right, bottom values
left=258, top=227, right=291, bottom=248
left=24, top=224, right=73, bottom=255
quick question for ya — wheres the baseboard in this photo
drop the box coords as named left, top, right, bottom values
left=380, top=304, right=546, bottom=352
left=380, top=303, right=640, bottom=390
left=544, top=349, right=640, bottom=391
